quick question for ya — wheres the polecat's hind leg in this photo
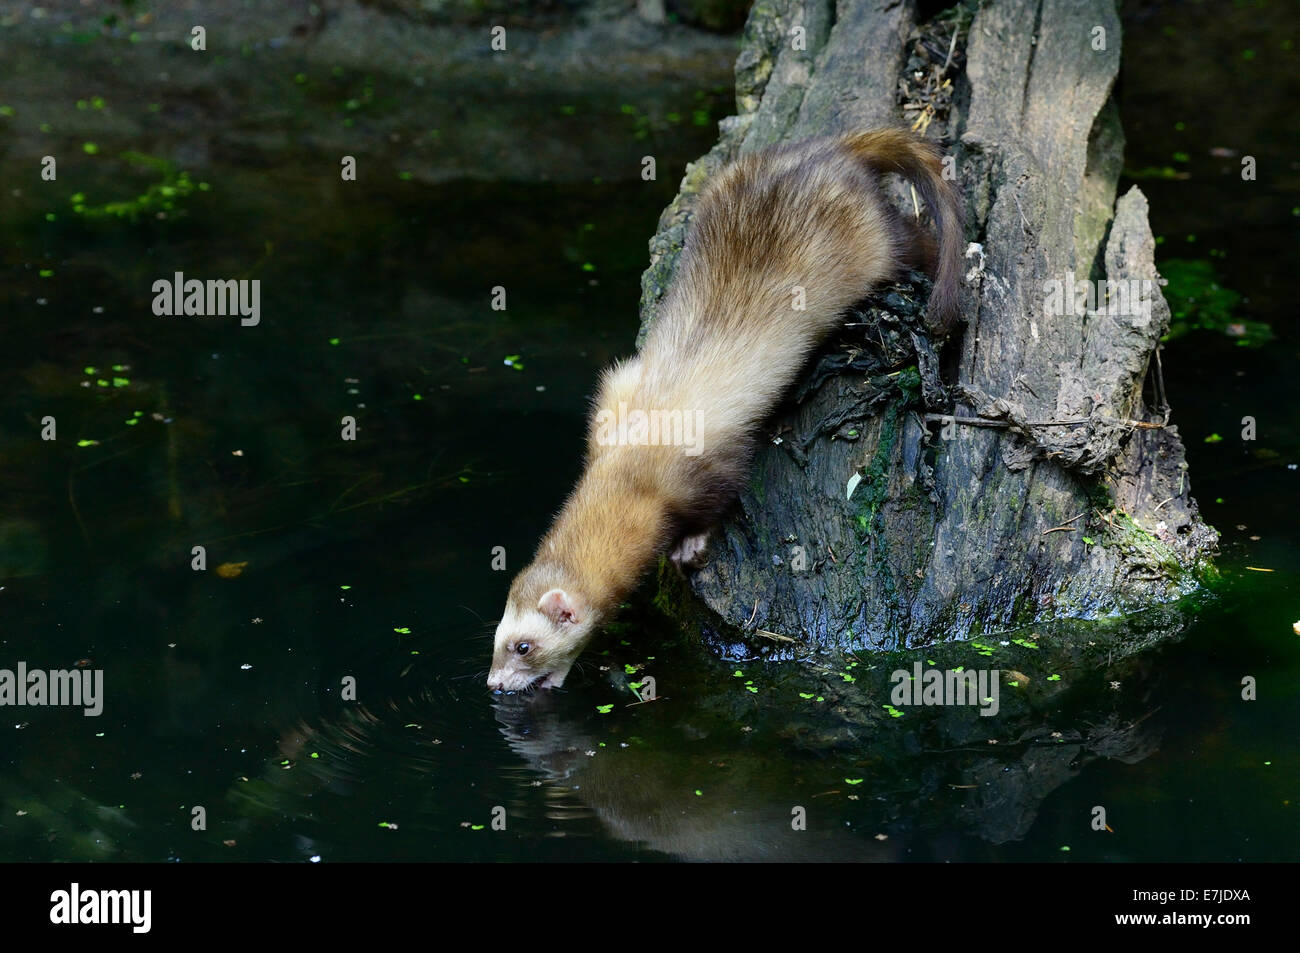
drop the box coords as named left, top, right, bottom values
left=887, top=205, right=940, bottom=277
left=669, top=532, right=710, bottom=568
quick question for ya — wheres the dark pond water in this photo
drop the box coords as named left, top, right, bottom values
left=0, top=3, right=1296, bottom=862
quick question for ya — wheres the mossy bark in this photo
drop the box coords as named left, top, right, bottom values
left=638, top=0, right=1218, bottom=653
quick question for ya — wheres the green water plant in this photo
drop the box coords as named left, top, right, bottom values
left=68, top=151, right=208, bottom=221
left=1160, top=258, right=1271, bottom=346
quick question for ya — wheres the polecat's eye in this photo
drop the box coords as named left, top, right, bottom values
left=516, top=642, right=531, bottom=656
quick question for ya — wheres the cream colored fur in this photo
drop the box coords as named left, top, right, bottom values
left=488, top=129, right=960, bottom=692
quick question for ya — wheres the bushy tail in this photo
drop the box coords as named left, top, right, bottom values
left=841, top=128, right=964, bottom=337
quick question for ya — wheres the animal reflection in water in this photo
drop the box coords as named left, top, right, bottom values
left=493, top=692, right=900, bottom=862
left=490, top=671, right=1165, bottom=861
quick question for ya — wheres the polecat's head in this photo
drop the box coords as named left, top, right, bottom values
left=488, top=569, right=596, bottom=693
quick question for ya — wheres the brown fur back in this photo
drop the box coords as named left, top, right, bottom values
left=524, top=129, right=962, bottom=621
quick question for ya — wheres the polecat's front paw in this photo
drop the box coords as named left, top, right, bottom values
left=669, top=533, right=710, bottom=568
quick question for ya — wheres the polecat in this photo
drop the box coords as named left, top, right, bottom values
left=488, top=128, right=963, bottom=692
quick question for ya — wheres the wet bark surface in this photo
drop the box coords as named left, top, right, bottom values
left=638, top=0, right=1218, bottom=652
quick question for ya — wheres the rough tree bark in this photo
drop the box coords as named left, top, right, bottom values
left=638, top=0, right=1218, bottom=653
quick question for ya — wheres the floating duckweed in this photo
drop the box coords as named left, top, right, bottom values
left=70, top=154, right=201, bottom=220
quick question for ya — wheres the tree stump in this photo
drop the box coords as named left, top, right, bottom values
left=638, top=0, right=1218, bottom=652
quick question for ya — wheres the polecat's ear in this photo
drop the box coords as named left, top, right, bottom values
left=538, top=588, right=579, bottom=625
